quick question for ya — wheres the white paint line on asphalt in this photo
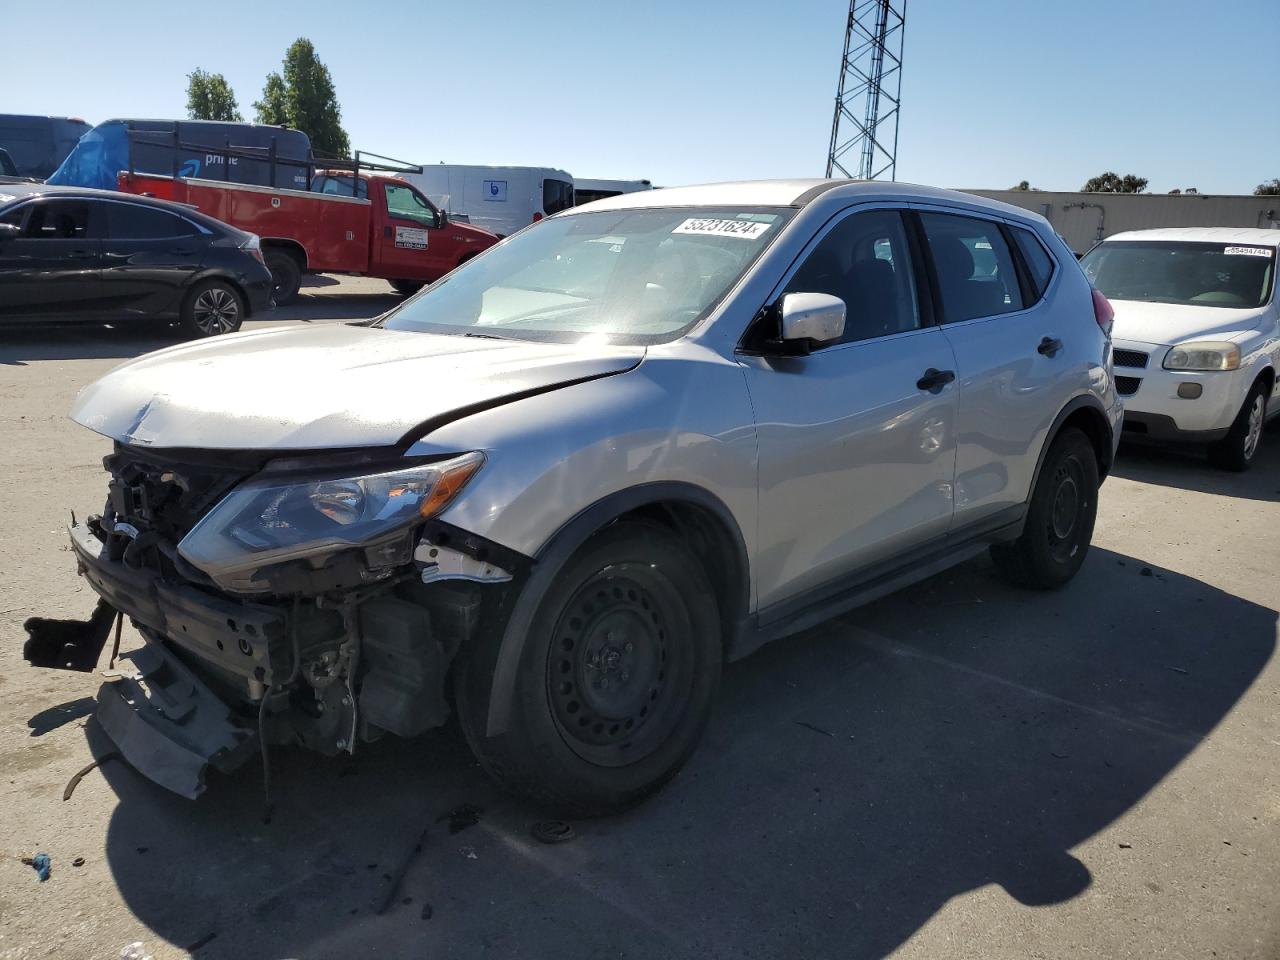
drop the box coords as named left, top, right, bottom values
left=845, top=625, right=1201, bottom=747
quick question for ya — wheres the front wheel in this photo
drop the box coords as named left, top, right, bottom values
left=456, top=521, right=722, bottom=816
left=991, top=427, right=1099, bottom=589
left=1208, top=381, right=1267, bottom=472
left=180, top=280, right=244, bottom=338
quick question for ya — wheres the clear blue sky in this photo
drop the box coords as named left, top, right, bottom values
left=2, top=0, right=1276, bottom=194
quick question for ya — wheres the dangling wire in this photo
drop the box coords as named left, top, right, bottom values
left=259, top=595, right=303, bottom=825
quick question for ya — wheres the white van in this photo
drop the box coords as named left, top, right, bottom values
left=573, top=178, right=653, bottom=206
left=402, top=165, right=574, bottom=237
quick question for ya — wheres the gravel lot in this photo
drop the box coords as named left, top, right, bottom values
left=1, top=276, right=1276, bottom=960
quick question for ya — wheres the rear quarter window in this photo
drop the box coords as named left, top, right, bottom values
left=1011, top=226, right=1056, bottom=301
left=105, top=202, right=198, bottom=239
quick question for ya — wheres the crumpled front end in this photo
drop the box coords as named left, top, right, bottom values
left=26, top=443, right=519, bottom=799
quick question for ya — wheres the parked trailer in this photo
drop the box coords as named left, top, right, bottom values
left=969, top=189, right=1280, bottom=256
left=402, top=165, right=574, bottom=237
left=48, top=119, right=312, bottom=192
left=0, top=114, right=91, bottom=179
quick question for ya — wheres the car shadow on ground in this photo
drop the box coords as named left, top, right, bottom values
left=0, top=291, right=401, bottom=364
left=0, top=324, right=185, bottom=365
left=84, top=547, right=1274, bottom=959
left=1112, top=423, right=1280, bottom=502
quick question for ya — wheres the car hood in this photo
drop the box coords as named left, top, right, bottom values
left=71, top=323, right=644, bottom=450
left=1109, top=299, right=1269, bottom=347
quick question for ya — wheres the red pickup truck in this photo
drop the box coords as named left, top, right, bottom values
left=117, top=170, right=499, bottom=304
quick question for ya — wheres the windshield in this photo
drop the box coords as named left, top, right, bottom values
left=381, top=207, right=793, bottom=344
left=1081, top=241, right=1276, bottom=309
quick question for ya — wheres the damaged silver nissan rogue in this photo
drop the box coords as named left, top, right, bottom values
left=26, top=180, right=1121, bottom=814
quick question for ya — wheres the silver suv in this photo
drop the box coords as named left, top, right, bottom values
left=29, top=180, right=1121, bottom=814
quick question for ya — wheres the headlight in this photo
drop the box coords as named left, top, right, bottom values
left=1163, top=341, right=1240, bottom=372
left=178, top=452, right=483, bottom=587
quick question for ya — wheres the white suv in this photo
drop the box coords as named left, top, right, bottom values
left=1081, top=228, right=1279, bottom=470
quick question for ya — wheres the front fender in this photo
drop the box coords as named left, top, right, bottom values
left=406, top=347, right=759, bottom=736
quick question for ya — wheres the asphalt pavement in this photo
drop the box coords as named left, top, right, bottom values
left=0, top=276, right=1276, bottom=960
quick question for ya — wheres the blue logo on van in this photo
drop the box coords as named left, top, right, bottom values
left=483, top=180, right=507, bottom=202
left=179, top=158, right=201, bottom=178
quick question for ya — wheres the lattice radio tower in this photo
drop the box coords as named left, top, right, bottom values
left=825, top=0, right=907, bottom=181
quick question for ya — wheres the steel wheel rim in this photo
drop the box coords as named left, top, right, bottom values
left=193, top=288, right=239, bottom=335
left=546, top=563, right=693, bottom=767
left=1045, top=456, right=1086, bottom=562
left=1243, top=395, right=1265, bottom=460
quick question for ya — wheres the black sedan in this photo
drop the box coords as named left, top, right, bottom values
left=0, top=184, right=272, bottom=336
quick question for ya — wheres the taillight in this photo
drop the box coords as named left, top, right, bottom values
left=1091, top=287, right=1114, bottom=334
left=240, top=233, right=266, bottom=265
left=532, top=211, right=543, bottom=223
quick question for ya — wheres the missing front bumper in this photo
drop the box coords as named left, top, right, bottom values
left=96, top=641, right=257, bottom=798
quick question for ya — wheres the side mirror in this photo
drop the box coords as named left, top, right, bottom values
left=0, top=222, right=19, bottom=245
left=779, top=292, right=845, bottom=348
left=436, top=209, right=448, bottom=228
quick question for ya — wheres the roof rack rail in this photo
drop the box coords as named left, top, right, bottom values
left=124, top=121, right=423, bottom=194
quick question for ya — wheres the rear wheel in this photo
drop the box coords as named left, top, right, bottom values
left=456, top=521, right=722, bottom=816
left=180, top=280, right=244, bottom=338
left=1208, top=381, right=1267, bottom=472
left=390, top=279, right=424, bottom=297
left=991, top=427, right=1098, bottom=589
left=263, top=250, right=302, bottom=305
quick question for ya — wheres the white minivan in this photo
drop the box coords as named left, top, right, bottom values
left=1081, top=228, right=1280, bottom=470
left=402, top=164, right=574, bottom=238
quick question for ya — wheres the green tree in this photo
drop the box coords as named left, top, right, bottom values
left=253, top=72, right=289, bottom=126
left=186, top=69, right=242, bottom=122
left=1082, top=172, right=1148, bottom=194
left=1255, top=179, right=1280, bottom=196
left=1011, top=180, right=1033, bottom=191
left=253, top=38, right=349, bottom=156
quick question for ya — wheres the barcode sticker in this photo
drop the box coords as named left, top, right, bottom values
left=672, top=218, right=771, bottom=240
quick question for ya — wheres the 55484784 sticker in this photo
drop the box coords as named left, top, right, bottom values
left=395, top=226, right=428, bottom=250
left=1223, top=245, right=1273, bottom=258
left=672, top=217, right=772, bottom=240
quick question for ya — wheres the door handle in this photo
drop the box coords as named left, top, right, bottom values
left=383, top=226, right=392, bottom=238
left=1038, top=336, right=1063, bottom=357
left=66, top=250, right=96, bottom=260
left=916, top=368, right=956, bottom=393
left=168, top=246, right=198, bottom=255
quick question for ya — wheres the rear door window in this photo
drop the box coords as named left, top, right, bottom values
left=106, top=202, right=197, bottom=239
left=1011, top=226, right=1056, bottom=301
left=920, top=212, right=1024, bottom=321
left=783, top=208, right=920, bottom=344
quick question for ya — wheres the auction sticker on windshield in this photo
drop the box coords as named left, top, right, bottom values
left=395, top=226, right=428, bottom=249
left=672, top=218, right=772, bottom=240
left=1223, top=246, right=1273, bottom=258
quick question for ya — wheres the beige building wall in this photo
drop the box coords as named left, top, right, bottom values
left=966, top=190, right=1280, bottom=255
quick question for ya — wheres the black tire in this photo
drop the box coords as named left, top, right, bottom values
left=991, top=427, right=1099, bottom=589
left=456, top=521, right=722, bottom=816
left=263, top=249, right=302, bottom=305
left=179, top=279, right=245, bottom=338
left=1208, top=380, right=1268, bottom=472
left=390, top=279, right=424, bottom=297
